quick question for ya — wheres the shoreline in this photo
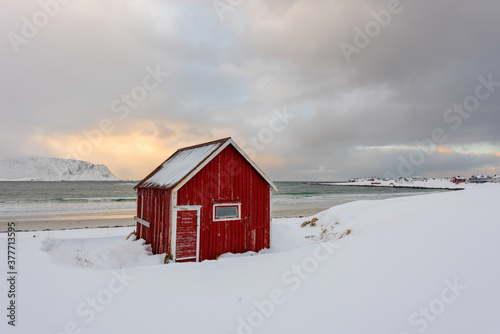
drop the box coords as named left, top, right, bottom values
left=0, top=208, right=322, bottom=233
left=0, top=217, right=136, bottom=233
left=2, top=181, right=469, bottom=232
left=326, top=183, right=464, bottom=191
left=1, top=180, right=459, bottom=233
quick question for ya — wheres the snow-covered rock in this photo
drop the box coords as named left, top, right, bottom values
left=0, top=156, right=119, bottom=181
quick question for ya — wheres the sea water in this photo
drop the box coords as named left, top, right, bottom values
left=0, top=181, right=137, bottom=221
left=0, top=181, right=444, bottom=221
left=273, top=182, right=443, bottom=213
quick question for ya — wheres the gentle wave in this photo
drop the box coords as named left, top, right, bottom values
left=0, top=197, right=136, bottom=205
left=0, top=201, right=136, bottom=214
left=54, top=197, right=136, bottom=203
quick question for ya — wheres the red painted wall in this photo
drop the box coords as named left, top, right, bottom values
left=136, top=188, right=171, bottom=255
left=176, top=145, right=271, bottom=261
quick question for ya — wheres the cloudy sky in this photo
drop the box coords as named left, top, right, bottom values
left=2, top=0, right=500, bottom=181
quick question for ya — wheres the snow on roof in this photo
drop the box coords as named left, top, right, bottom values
left=135, top=138, right=278, bottom=190
left=136, top=139, right=227, bottom=189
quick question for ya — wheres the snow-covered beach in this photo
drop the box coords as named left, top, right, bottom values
left=1, top=183, right=499, bottom=333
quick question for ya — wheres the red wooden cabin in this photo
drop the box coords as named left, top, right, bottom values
left=451, top=176, right=466, bottom=184
left=134, top=137, right=278, bottom=262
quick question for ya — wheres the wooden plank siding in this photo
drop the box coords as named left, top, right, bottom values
left=176, top=145, right=271, bottom=261
left=136, top=188, right=171, bottom=255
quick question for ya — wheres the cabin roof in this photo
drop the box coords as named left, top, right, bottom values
left=135, top=137, right=278, bottom=191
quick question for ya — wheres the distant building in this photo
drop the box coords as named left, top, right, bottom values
left=451, top=176, right=467, bottom=184
left=398, top=177, right=412, bottom=183
left=469, top=175, right=492, bottom=183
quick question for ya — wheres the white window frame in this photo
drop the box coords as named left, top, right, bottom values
left=213, top=203, right=241, bottom=221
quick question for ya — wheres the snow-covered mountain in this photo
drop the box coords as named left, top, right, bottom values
left=0, top=156, right=120, bottom=181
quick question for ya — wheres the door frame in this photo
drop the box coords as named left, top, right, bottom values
left=172, top=205, right=201, bottom=262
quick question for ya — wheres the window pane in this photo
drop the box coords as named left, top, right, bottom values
left=215, top=206, right=238, bottom=218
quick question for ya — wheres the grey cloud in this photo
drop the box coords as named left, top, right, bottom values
left=1, top=0, right=499, bottom=179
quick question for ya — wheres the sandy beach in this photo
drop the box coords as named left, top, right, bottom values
left=272, top=207, right=325, bottom=219
left=0, top=217, right=136, bottom=233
